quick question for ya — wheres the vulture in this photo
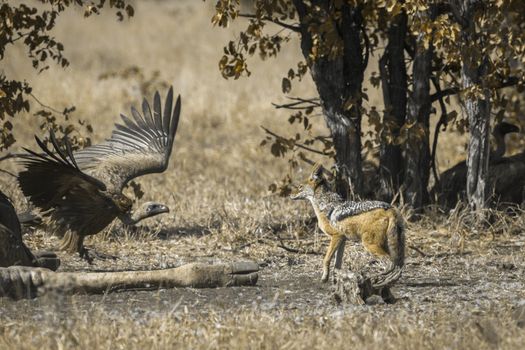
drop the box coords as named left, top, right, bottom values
left=17, top=87, right=181, bottom=261
left=433, top=122, right=520, bottom=208
left=0, top=190, right=60, bottom=270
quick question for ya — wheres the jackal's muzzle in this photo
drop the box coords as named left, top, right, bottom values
left=290, top=185, right=308, bottom=200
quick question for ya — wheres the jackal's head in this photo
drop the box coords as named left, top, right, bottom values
left=290, top=163, right=325, bottom=200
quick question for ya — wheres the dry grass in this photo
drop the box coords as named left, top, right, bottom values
left=1, top=1, right=525, bottom=349
left=2, top=305, right=524, bottom=349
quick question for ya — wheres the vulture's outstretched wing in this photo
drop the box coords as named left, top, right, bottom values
left=74, top=87, right=181, bottom=192
left=18, top=133, right=112, bottom=236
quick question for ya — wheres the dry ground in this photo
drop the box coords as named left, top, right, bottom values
left=1, top=1, right=524, bottom=349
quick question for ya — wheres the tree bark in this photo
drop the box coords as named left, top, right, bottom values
left=292, top=0, right=365, bottom=197
left=463, top=59, right=491, bottom=212
left=403, top=37, right=432, bottom=209
left=378, top=12, right=408, bottom=201
left=451, top=0, right=491, bottom=212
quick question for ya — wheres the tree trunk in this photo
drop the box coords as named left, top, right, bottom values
left=378, top=12, right=408, bottom=201
left=463, top=58, right=491, bottom=212
left=452, top=0, right=492, bottom=212
left=403, top=37, right=432, bottom=209
left=293, top=0, right=365, bottom=198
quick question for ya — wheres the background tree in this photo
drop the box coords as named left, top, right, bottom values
left=0, top=0, right=133, bottom=151
left=211, top=0, right=525, bottom=211
left=377, top=10, right=407, bottom=201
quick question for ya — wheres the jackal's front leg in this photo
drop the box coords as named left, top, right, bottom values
left=322, top=234, right=345, bottom=283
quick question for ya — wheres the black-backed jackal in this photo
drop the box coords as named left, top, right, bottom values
left=291, top=164, right=406, bottom=282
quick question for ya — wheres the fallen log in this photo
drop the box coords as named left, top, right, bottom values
left=0, top=261, right=259, bottom=300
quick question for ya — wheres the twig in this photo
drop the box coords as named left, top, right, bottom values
left=408, top=244, right=428, bottom=257
left=286, top=96, right=321, bottom=106
left=11, top=32, right=30, bottom=43
left=0, top=169, right=17, bottom=178
left=29, top=92, right=65, bottom=115
left=267, top=237, right=322, bottom=255
left=276, top=243, right=322, bottom=255
left=0, top=152, right=31, bottom=162
left=238, top=13, right=300, bottom=32
left=430, top=77, right=448, bottom=186
left=272, top=97, right=321, bottom=110
left=261, top=126, right=331, bottom=156
left=361, top=24, right=370, bottom=69
left=429, top=76, right=520, bottom=102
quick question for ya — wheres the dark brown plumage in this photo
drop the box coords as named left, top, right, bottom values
left=17, top=87, right=181, bottom=261
left=0, top=190, right=60, bottom=270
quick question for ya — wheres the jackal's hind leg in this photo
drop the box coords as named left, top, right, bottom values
left=361, top=240, right=393, bottom=276
left=334, top=237, right=346, bottom=270
left=362, top=241, right=389, bottom=259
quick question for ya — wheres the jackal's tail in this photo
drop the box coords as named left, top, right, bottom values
left=387, top=208, right=405, bottom=268
left=370, top=209, right=406, bottom=288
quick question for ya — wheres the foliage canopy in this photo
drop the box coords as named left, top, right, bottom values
left=211, top=0, right=525, bottom=207
left=0, top=0, right=133, bottom=151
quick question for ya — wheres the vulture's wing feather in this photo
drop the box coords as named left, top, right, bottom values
left=74, top=87, right=181, bottom=191
left=17, top=133, right=111, bottom=236
left=0, top=190, right=36, bottom=267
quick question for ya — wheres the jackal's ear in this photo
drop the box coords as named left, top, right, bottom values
left=310, top=163, right=324, bottom=180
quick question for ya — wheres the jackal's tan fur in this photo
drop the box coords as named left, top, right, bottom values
left=291, top=164, right=406, bottom=282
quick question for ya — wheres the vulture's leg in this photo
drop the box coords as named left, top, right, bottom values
left=59, top=231, right=84, bottom=253
left=80, top=248, right=118, bottom=263
left=60, top=232, right=117, bottom=263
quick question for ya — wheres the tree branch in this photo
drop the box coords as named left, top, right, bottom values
left=430, top=76, right=521, bottom=102
left=0, top=153, right=29, bottom=162
left=29, top=92, right=66, bottom=115
left=430, top=78, right=448, bottom=186
left=238, top=13, right=301, bottom=32
left=10, top=32, right=31, bottom=43
left=272, top=96, right=321, bottom=110
left=261, top=126, right=331, bottom=156
left=0, top=168, right=17, bottom=178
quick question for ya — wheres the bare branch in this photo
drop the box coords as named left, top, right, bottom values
left=238, top=13, right=301, bottom=32
left=408, top=244, right=428, bottom=257
left=430, top=76, right=521, bottom=102
left=261, top=126, right=331, bottom=156
left=272, top=96, right=321, bottom=110
left=0, top=153, right=31, bottom=162
left=0, top=168, right=17, bottom=178
left=10, top=32, right=30, bottom=43
left=430, top=77, right=448, bottom=186
left=29, top=92, right=66, bottom=115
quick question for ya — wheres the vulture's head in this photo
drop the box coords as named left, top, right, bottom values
left=131, top=202, right=170, bottom=223
left=143, top=202, right=170, bottom=217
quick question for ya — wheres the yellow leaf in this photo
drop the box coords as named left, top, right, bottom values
left=211, top=13, right=222, bottom=26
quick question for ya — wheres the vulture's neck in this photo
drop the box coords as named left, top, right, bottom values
left=119, top=211, right=149, bottom=226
